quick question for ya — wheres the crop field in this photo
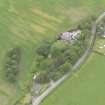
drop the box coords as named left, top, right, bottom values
left=41, top=53, right=105, bottom=105
left=1, top=0, right=105, bottom=105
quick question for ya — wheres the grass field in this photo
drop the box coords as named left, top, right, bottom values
left=41, top=53, right=105, bottom=105
left=1, top=0, right=105, bottom=105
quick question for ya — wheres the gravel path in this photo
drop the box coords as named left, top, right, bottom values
left=32, top=12, right=105, bottom=105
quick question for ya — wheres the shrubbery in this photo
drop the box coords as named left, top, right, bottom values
left=35, top=40, right=80, bottom=83
left=34, top=17, right=95, bottom=84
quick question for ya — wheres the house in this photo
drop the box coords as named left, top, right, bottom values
left=58, top=30, right=81, bottom=41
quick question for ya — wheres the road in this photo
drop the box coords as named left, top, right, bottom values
left=32, top=12, right=105, bottom=105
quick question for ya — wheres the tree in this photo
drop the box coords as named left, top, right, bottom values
left=50, top=41, right=67, bottom=58
left=35, top=71, right=50, bottom=84
left=4, top=47, right=22, bottom=83
left=36, top=41, right=51, bottom=57
left=58, top=62, right=72, bottom=74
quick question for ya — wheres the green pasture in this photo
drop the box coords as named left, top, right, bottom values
left=41, top=53, right=105, bottom=105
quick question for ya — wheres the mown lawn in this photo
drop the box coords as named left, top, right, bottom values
left=41, top=53, right=105, bottom=105
left=1, top=0, right=105, bottom=105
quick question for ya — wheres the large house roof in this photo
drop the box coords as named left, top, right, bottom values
left=60, top=30, right=81, bottom=41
